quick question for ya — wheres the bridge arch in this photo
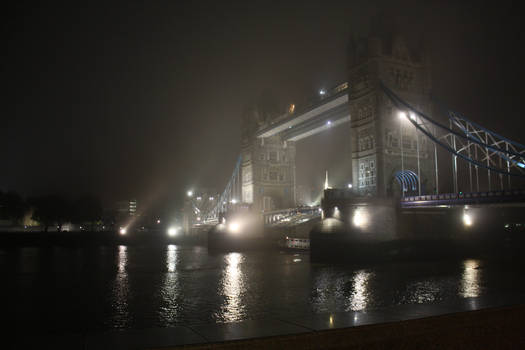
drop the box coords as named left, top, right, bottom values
left=388, top=170, right=420, bottom=197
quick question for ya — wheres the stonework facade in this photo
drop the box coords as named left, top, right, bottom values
left=241, top=109, right=296, bottom=212
left=348, top=36, right=436, bottom=197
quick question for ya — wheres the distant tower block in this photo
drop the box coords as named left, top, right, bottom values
left=347, top=34, right=435, bottom=197
left=241, top=107, right=296, bottom=212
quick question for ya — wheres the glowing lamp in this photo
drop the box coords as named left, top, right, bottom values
left=167, top=227, right=178, bottom=236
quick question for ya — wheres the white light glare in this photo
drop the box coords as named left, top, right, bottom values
left=167, top=227, right=178, bottom=236
left=119, top=227, right=127, bottom=235
left=187, top=190, right=193, bottom=197
left=231, top=198, right=237, bottom=204
left=156, top=219, right=161, bottom=224
left=327, top=120, right=332, bottom=126
left=353, top=210, right=367, bottom=227
left=228, top=221, right=241, bottom=233
left=463, top=213, right=473, bottom=226
left=398, top=111, right=407, bottom=119
left=347, top=183, right=353, bottom=189
left=319, top=89, right=326, bottom=96
left=409, top=112, right=416, bottom=121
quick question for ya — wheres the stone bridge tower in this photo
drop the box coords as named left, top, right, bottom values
left=348, top=34, right=436, bottom=197
left=240, top=105, right=296, bottom=213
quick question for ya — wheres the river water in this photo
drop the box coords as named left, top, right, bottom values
left=1, top=244, right=524, bottom=333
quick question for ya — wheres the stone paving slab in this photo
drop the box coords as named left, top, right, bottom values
left=85, top=326, right=205, bottom=350
left=188, top=319, right=311, bottom=343
left=12, top=332, right=85, bottom=350
left=9, top=293, right=525, bottom=349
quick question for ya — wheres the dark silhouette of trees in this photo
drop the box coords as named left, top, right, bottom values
left=1, top=192, right=105, bottom=232
left=28, top=195, right=70, bottom=232
left=71, top=195, right=103, bottom=231
left=0, top=191, right=27, bottom=224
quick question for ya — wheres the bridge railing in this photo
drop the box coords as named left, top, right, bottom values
left=401, top=189, right=525, bottom=206
left=262, top=206, right=320, bottom=225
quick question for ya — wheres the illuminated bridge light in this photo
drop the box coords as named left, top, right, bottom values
left=463, top=212, right=473, bottom=226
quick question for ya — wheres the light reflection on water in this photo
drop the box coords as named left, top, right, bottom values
left=110, top=245, right=130, bottom=328
left=8, top=245, right=515, bottom=332
left=219, top=252, right=246, bottom=322
left=348, top=270, right=373, bottom=311
left=159, top=245, right=180, bottom=324
left=404, top=280, right=442, bottom=304
left=460, top=259, right=481, bottom=298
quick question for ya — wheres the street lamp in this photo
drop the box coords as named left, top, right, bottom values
left=187, top=190, right=193, bottom=197
left=412, top=112, right=422, bottom=196
left=398, top=111, right=406, bottom=196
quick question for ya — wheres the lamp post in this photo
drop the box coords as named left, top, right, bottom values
left=410, top=112, right=421, bottom=196
left=398, top=112, right=406, bottom=197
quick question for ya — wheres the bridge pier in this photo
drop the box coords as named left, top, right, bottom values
left=311, top=189, right=525, bottom=263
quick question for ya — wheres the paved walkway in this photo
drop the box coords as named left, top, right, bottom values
left=11, top=293, right=525, bottom=349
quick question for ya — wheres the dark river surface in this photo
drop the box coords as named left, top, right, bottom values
left=2, top=244, right=524, bottom=333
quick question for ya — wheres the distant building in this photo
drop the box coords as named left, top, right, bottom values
left=116, top=199, right=138, bottom=218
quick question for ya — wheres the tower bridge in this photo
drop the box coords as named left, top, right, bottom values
left=196, top=34, right=525, bottom=231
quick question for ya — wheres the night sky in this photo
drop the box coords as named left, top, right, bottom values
left=3, top=1, right=525, bottom=209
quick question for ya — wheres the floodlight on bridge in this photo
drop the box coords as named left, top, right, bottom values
left=352, top=209, right=368, bottom=228
left=463, top=212, right=473, bottom=227
left=398, top=111, right=407, bottom=119
left=319, top=89, right=326, bottom=96
left=167, top=227, right=179, bottom=236
left=228, top=221, right=241, bottom=233
left=187, top=190, right=193, bottom=197
left=119, top=227, right=127, bottom=235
